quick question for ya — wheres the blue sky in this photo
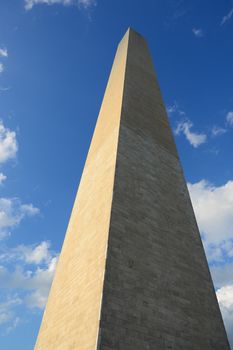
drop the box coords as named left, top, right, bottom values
left=0, top=0, right=233, bottom=348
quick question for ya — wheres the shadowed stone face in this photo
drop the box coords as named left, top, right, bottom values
left=35, top=29, right=230, bottom=350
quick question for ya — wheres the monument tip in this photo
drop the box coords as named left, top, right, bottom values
left=127, top=27, right=141, bottom=35
left=118, top=27, right=143, bottom=46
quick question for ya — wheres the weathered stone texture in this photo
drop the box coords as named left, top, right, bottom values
left=35, top=28, right=230, bottom=350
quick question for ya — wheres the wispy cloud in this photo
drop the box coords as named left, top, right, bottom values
left=24, top=0, right=96, bottom=10
left=192, top=28, right=204, bottom=38
left=0, top=64, right=4, bottom=74
left=226, top=111, right=233, bottom=126
left=221, top=7, right=233, bottom=26
left=175, top=119, right=207, bottom=147
left=211, top=125, right=227, bottom=137
left=5, top=316, right=20, bottom=335
left=210, top=111, right=233, bottom=138
left=0, top=48, right=8, bottom=77
left=167, top=101, right=185, bottom=116
left=0, top=296, right=22, bottom=334
left=0, top=121, right=18, bottom=164
left=0, top=87, right=11, bottom=93
left=0, top=48, right=8, bottom=58
left=0, top=173, right=7, bottom=185
left=78, top=0, right=96, bottom=9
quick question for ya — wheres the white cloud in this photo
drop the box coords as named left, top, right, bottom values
left=216, top=285, right=233, bottom=345
left=0, top=241, right=52, bottom=265
left=221, top=7, right=233, bottom=26
left=21, top=241, right=52, bottom=264
left=226, top=111, right=233, bottom=126
left=25, top=0, right=96, bottom=10
left=0, top=173, right=7, bottom=185
left=0, top=255, right=58, bottom=309
left=0, top=48, right=8, bottom=58
left=212, top=125, right=227, bottom=137
left=192, top=28, right=204, bottom=38
left=0, top=121, right=18, bottom=164
left=175, top=119, right=207, bottom=147
left=0, top=197, right=39, bottom=239
left=0, top=243, right=56, bottom=330
left=20, top=203, right=40, bottom=216
left=25, top=257, right=58, bottom=308
left=188, top=179, right=233, bottom=344
left=188, top=180, right=233, bottom=246
left=0, top=63, right=4, bottom=74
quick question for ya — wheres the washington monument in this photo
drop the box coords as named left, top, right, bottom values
left=35, top=28, right=230, bottom=349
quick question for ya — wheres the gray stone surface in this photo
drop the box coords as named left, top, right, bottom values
left=98, top=29, right=230, bottom=349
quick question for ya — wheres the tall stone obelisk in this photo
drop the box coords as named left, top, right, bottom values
left=35, top=28, right=230, bottom=350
